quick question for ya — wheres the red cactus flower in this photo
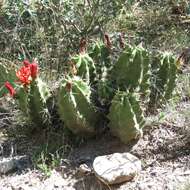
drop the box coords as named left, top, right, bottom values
left=16, top=66, right=31, bottom=85
left=23, top=59, right=30, bottom=67
left=30, top=61, right=38, bottom=79
left=4, top=81, right=16, bottom=97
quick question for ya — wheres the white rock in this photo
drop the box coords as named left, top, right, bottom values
left=93, top=152, right=141, bottom=185
left=0, top=158, right=16, bottom=174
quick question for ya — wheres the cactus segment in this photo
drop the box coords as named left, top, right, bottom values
left=111, top=45, right=150, bottom=95
left=90, top=41, right=112, bottom=79
left=149, top=52, right=178, bottom=107
left=58, top=76, right=99, bottom=136
left=16, top=86, right=28, bottom=114
left=0, top=61, right=17, bottom=97
left=72, top=53, right=96, bottom=84
left=108, top=91, right=145, bottom=144
left=25, top=78, right=51, bottom=126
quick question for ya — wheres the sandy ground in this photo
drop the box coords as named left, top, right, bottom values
left=0, top=100, right=190, bottom=190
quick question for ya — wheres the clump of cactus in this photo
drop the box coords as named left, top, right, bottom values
left=58, top=76, right=100, bottom=136
left=108, top=91, right=145, bottom=144
left=149, top=52, right=178, bottom=109
left=57, top=37, right=178, bottom=142
left=4, top=60, right=51, bottom=127
left=2, top=34, right=179, bottom=144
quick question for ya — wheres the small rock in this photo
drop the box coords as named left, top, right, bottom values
left=78, top=163, right=92, bottom=175
left=0, top=156, right=30, bottom=174
left=93, top=152, right=141, bottom=185
left=0, top=158, right=16, bottom=174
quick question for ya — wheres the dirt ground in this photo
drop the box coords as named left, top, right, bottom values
left=0, top=100, right=190, bottom=190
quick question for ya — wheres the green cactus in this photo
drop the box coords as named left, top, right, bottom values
left=89, top=40, right=115, bottom=108
left=111, top=45, right=150, bottom=95
left=28, top=78, right=51, bottom=127
left=16, top=78, right=51, bottom=127
left=58, top=76, right=100, bottom=136
left=0, top=60, right=17, bottom=97
left=108, top=91, right=145, bottom=144
left=16, top=86, right=28, bottom=114
left=72, top=53, right=96, bottom=84
left=149, top=52, right=178, bottom=108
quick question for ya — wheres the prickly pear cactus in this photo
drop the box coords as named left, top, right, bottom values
left=72, top=53, right=96, bottom=84
left=111, top=45, right=150, bottom=95
left=149, top=52, right=178, bottom=108
left=58, top=76, right=99, bottom=136
left=108, top=91, right=145, bottom=144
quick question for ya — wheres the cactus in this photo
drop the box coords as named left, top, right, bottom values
left=16, top=78, right=51, bottom=127
left=0, top=60, right=17, bottom=97
left=58, top=76, right=100, bottom=136
left=149, top=52, right=178, bottom=108
left=89, top=40, right=115, bottom=108
left=28, top=78, right=51, bottom=126
left=90, top=40, right=112, bottom=78
left=72, top=53, right=96, bottom=84
left=16, top=86, right=28, bottom=114
left=111, top=45, right=150, bottom=96
left=108, top=91, right=145, bottom=144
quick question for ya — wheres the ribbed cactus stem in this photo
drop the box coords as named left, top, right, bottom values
left=108, top=91, right=145, bottom=144
left=72, top=53, right=96, bottom=84
left=149, top=52, right=178, bottom=107
left=23, top=78, right=51, bottom=127
left=111, top=45, right=151, bottom=97
left=58, top=76, right=100, bottom=136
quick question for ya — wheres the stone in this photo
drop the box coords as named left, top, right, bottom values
left=0, top=158, right=16, bottom=174
left=93, top=152, right=141, bottom=185
left=0, top=156, right=30, bottom=174
left=78, top=163, right=92, bottom=175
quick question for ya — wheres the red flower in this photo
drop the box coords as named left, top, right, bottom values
left=4, top=81, right=16, bottom=97
left=16, top=66, right=31, bottom=85
left=23, top=59, right=30, bottom=67
left=30, top=61, right=38, bottom=79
